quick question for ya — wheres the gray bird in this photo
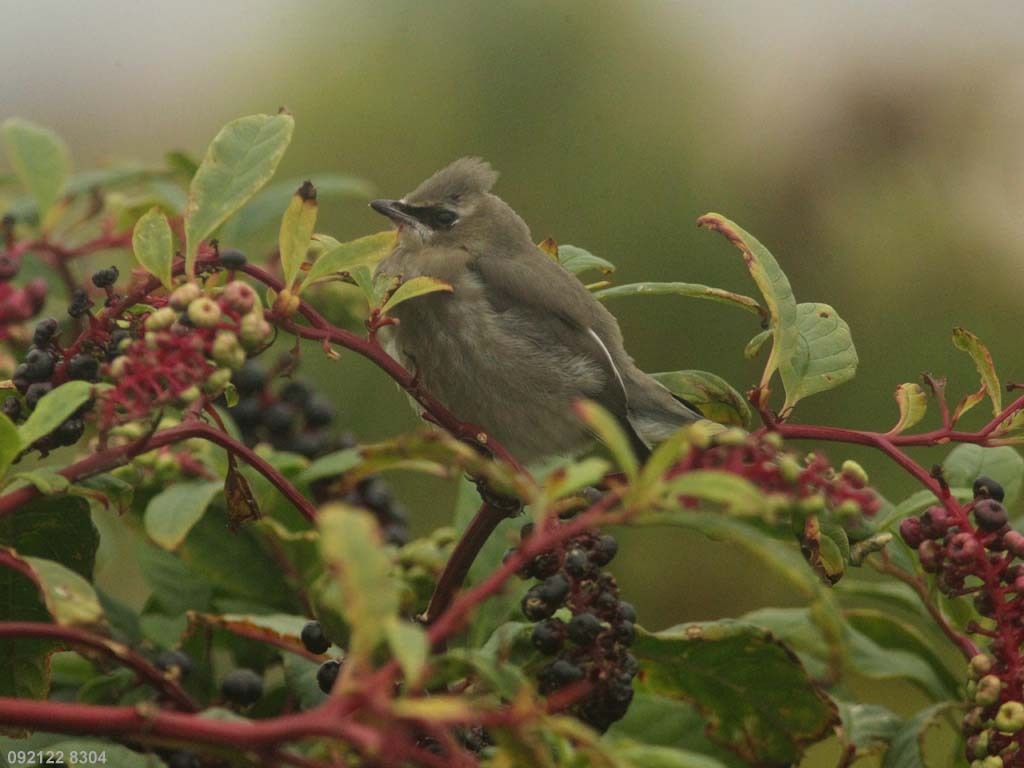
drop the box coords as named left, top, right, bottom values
left=370, top=157, right=702, bottom=463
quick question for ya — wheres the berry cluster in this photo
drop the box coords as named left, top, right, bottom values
left=228, top=360, right=337, bottom=459
left=511, top=523, right=637, bottom=732
left=99, top=279, right=271, bottom=429
left=228, top=361, right=410, bottom=546
left=671, top=431, right=881, bottom=520
left=4, top=266, right=132, bottom=452
left=898, top=476, right=1024, bottom=762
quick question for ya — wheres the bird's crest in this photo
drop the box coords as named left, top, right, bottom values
left=406, top=157, right=499, bottom=204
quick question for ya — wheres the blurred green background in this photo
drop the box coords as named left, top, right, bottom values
left=3, top=0, right=1023, bottom=758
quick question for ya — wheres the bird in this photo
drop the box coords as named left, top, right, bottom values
left=370, top=157, right=702, bottom=464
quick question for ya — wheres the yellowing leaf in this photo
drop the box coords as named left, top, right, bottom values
left=279, top=181, right=318, bottom=289
left=184, top=113, right=294, bottom=277
left=888, top=383, right=928, bottom=435
left=952, top=327, right=1002, bottom=417
left=132, top=207, right=174, bottom=289
left=386, top=618, right=429, bottom=685
left=380, top=276, right=453, bottom=315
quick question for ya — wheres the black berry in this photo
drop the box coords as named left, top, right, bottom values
left=300, top=621, right=330, bottom=655
left=568, top=612, right=603, bottom=646
left=521, top=586, right=556, bottom=622
left=616, top=602, right=637, bottom=624
left=218, top=248, right=247, bottom=269
left=540, top=659, right=583, bottom=692
left=303, top=396, right=335, bottom=427
left=91, top=266, right=119, bottom=288
left=68, top=353, right=99, bottom=381
left=591, top=535, right=618, bottom=566
left=54, top=418, right=85, bottom=446
left=154, top=650, right=193, bottom=678
left=536, top=574, right=570, bottom=606
left=531, top=619, right=565, bottom=655
left=25, top=382, right=52, bottom=409
left=279, top=379, right=311, bottom=405
left=317, top=659, right=341, bottom=694
left=220, top=668, right=263, bottom=706
left=32, top=317, right=59, bottom=346
left=23, top=347, right=55, bottom=380
left=974, top=476, right=1006, bottom=503
left=233, top=362, right=266, bottom=396
left=564, top=548, right=592, bottom=578
left=1, top=397, right=21, bottom=420
left=67, top=289, right=93, bottom=318
left=264, top=402, right=296, bottom=434
left=613, top=621, right=636, bottom=645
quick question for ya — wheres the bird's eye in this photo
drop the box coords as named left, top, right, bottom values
left=434, top=209, right=458, bottom=228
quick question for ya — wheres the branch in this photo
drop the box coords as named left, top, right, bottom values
left=0, top=622, right=197, bottom=711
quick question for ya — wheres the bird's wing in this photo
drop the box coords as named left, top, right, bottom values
left=472, top=250, right=651, bottom=460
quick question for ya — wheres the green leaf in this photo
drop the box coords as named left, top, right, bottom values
left=184, top=113, right=294, bottom=276
left=132, top=206, right=174, bottom=289
left=651, top=371, right=752, bottom=428
left=283, top=653, right=328, bottom=709
left=557, top=244, right=615, bottom=275
left=783, top=302, right=858, bottom=411
left=542, top=457, right=610, bottom=501
left=952, top=327, right=1001, bottom=417
left=881, top=702, right=960, bottom=768
left=1, top=118, right=70, bottom=222
left=136, top=542, right=212, bottom=615
left=943, top=444, right=1024, bottom=510
left=889, top=382, right=928, bottom=435
left=386, top=617, right=428, bottom=685
left=845, top=609, right=959, bottom=700
left=318, top=505, right=400, bottom=664
left=301, top=230, right=396, bottom=289
left=835, top=701, right=903, bottom=758
left=573, top=400, right=639, bottom=479
left=3, top=550, right=104, bottom=627
left=0, top=412, right=20, bottom=480
left=144, top=480, right=222, bottom=550
left=349, top=264, right=380, bottom=306
left=744, top=329, right=771, bottom=359
left=279, top=181, right=318, bottom=288
left=633, top=621, right=837, bottom=765
left=192, top=612, right=327, bottom=656
left=17, top=380, right=96, bottom=451
left=662, top=470, right=767, bottom=517
left=380, top=276, right=453, bottom=314
left=697, top=213, right=799, bottom=398
left=47, top=739, right=165, bottom=767
left=595, top=282, right=765, bottom=320
left=8, top=469, right=70, bottom=495
left=298, top=448, right=361, bottom=485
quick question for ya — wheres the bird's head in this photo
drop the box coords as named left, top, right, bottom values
left=370, top=157, right=530, bottom=252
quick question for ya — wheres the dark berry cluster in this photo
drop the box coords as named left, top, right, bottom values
left=228, top=360, right=338, bottom=459
left=898, top=476, right=1024, bottom=761
left=511, top=523, right=637, bottom=732
left=98, top=280, right=271, bottom=429
left=339, top=475, right=410, bottom=547
left=0, top=248, right=47, bottom=341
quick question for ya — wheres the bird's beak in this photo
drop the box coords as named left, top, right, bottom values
left=370, top=199, right=418, bottom=227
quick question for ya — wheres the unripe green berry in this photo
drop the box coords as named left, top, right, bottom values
left=178, top=386, right=201, bottom=404
left=204, top=368, right=233, bottom=394
left=995, top=701, right=1024, bottom=734
left=272, top=288, right=301, bottom=317
left=212, top=331, right=245, bottom=369
left=970, top=654, right=994, bottom=679
left=982, top=757, right=1003, bottom=768
left=188, top=297, right=222, bottom=328
left=972, top=730, right=990, bottom=759
left=976, top=674, right=1002, bottom=706
left=778, top=455, right=802, bottom=484
left=146, top=307, right=177, bottom=331
left=239, top=312, right=272, bottom=349
left=714, top=428, right=747, bottom=446
left=169, top=282, right=202, bottom=310
left=841, top=459, right=869, bottom=486
left=108, top=356, right=128, bottom=379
